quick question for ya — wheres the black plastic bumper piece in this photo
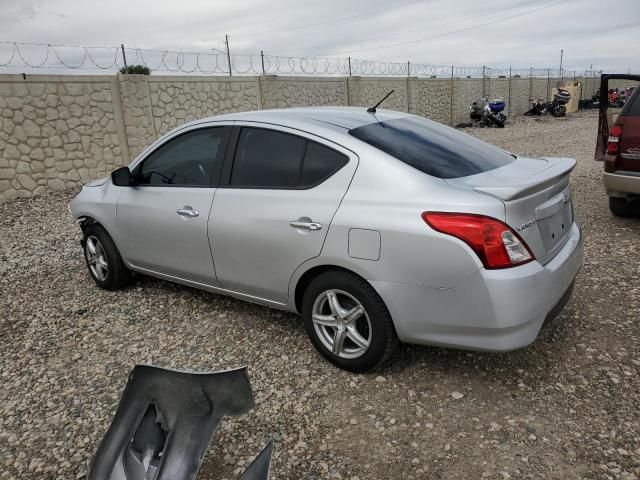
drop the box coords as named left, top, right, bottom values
left=88, top=364, right=271, bottom=480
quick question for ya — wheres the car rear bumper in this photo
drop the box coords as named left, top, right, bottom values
left=372, top=222, right=583, bottom=352
left=603, top=171, right=640, bottom=197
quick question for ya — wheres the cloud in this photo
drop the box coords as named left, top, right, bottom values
left=0, top=0, right=638, bottom=73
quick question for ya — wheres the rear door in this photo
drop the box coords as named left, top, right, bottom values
left=116, top=125, right=231, bottom=285
left=209, top=124, right=358, bottom=303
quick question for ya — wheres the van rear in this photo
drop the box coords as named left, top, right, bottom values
left=603, top=85, right=640, bottom=216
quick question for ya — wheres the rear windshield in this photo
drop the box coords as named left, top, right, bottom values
left=349, top=116, right=514, bottom=179
left=620, top=87, right=640, bottom=117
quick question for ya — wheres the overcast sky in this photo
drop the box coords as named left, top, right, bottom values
left=0, top=0, right=638, bottom=74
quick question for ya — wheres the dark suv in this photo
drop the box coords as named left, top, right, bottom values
left=599, top=77, right=640, bottom=216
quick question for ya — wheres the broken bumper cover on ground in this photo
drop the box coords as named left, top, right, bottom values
left=88, top=364, right=272, bottom=480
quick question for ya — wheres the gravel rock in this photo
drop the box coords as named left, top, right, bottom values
left=1, top=111, right=639, bottom=479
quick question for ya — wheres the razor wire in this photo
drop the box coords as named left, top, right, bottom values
left=0, top=41, right=596, bottom=78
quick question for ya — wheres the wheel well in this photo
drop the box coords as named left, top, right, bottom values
left=294, top=265, right=368, bottom=314
left=77, top=216, right=99, bottom=233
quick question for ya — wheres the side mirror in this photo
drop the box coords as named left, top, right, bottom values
left=111, top=167, right=134, bottom=187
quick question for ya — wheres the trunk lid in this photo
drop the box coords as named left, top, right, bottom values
left=446, top=156, right=576, bottom=265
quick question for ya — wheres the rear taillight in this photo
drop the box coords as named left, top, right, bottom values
left=607, top=124, right=622, bottom=154
left=422, top=212, right=534, bottom=269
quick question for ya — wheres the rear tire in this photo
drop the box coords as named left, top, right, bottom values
left=609, top=197, right=632, bottom=217
left=83, top=224, right=131, bottom=290
left=302, top=270, right=398, bottom=372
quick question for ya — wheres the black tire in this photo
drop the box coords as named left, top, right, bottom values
left=301, top=270, right=398, bottom=372
left=82, top=223, right=131, bottom=290
left=609, top=197, right=632, bottom=217
left=486, top=113, right=505, bottom=128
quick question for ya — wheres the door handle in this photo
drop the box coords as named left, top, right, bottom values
left=290, top=221, right=322, bottom=231
left=177, top=206, right=199, bottom=218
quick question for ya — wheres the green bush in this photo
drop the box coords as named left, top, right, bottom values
left=119, top=65, right=151, bottom=75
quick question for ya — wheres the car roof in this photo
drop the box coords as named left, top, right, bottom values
left=184, top=106, right=412, bottom=131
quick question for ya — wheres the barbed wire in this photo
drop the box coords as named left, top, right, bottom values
left=0, top=41, right=605, bottom=78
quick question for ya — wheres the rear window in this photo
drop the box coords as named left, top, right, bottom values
left=349, top=116, right=514, bottom=179
left=620, top=87, right=640, bottom=117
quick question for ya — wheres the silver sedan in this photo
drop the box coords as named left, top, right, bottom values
left=70, top=107, right=583, bottom=371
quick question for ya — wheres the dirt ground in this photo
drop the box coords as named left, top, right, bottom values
left=1, top=110, right=639, bottom=479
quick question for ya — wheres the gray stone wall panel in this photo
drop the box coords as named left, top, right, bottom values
left=0, top=77, right=121, bottom=202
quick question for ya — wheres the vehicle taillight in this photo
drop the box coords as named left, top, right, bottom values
left=422, top=212, right=534, bottom=269
left=607, top=124, right=622, bottom=154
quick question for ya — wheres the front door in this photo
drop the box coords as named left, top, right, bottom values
left=117, top=125, right=230, bottom=285
left=210, top=125, right=357, bottom=303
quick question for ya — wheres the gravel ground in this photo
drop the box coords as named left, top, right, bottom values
left=1, top=110, right=639, bottom=480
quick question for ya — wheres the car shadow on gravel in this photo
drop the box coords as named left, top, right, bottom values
left=379, top=301, right=578, bottom=380
left=129, top=273, right=305, bottom=333
left=131, top=269, right=580, bottom=386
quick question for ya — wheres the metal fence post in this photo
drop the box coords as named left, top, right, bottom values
left=450, top=65, right=454, bottom=126
left=348, top=56, right=352, bottom=77
left=120, top=44, right=127, bottom=69
left=508, top=67, right=512, bottom=117
left=260, top=50, right=265, bottom=75
left=407, top=61, right=410, bottom=77
left=546, top=68, right=550, bottom=101
left=529, top=67, right=533, bottom=105
left=225, top=34, right=232, bottom=77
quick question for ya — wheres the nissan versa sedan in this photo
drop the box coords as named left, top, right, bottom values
left=70, top=107, right=583, bottom=372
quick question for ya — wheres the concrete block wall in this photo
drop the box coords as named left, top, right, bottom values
left=452, top=79, right=483, bottom=125
left=0, top=75, right=125, bottom=201
left=607, top=79, right=639, bottom=91
left=148, top=76, right=260, bottom=137
left=0, top=72, right=600, bottom=202
left=348, top=77, right=409, bottom=112
left=530, top=78, right=549, bottom=103
left=509, top=78, right=531, bottom=116
left=409, top=78, right=451, bottom=124
left=260, top=76, right=347, bottom=109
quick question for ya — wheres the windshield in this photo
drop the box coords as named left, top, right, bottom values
left=349, top=116, right=515, bottom=179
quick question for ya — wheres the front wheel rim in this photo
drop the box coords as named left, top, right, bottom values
left=85, top=235, right=108, bottom=282
left=311, top=289, right=372, bottom=359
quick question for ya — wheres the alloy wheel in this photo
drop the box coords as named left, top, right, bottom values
left=85, top=235, right=109, bottom=282
left=311, top=289, right=371, bottom=359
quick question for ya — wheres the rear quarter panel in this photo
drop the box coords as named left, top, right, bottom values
left=308, top=145, right=506, bottom=290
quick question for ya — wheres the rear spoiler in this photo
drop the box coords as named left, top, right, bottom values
left=473, top=157, right=576, bottom=201
left=594, top=73, right=640, bottom=161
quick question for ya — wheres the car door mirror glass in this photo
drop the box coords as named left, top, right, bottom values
left=112, top=166, right=134, bottom=187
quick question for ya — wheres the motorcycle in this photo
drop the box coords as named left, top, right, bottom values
left=549, top=88, right=571, bottom=116
left=524, top=88, right=571, bottom=117
left=524, top=99, right=546, bottom=116
left=579, top=90, right=600, bottom=110
left=469, top=97, right=507, bottom=127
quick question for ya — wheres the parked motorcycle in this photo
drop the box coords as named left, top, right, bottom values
left=524, top=89, right=572, bottom=117
left=469, top=97, right=507, bottom=127
left=524, top=99, right=546, bottom=116
left=550, top=88, right=571, bottom=116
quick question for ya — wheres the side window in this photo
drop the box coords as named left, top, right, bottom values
left=230, top=127, right=349, bottom=189
left=137, top=127, right=228, bottom=186
left=300, top=141, right=348, bottom=187
left=231, top=128, right=307, bottom=188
